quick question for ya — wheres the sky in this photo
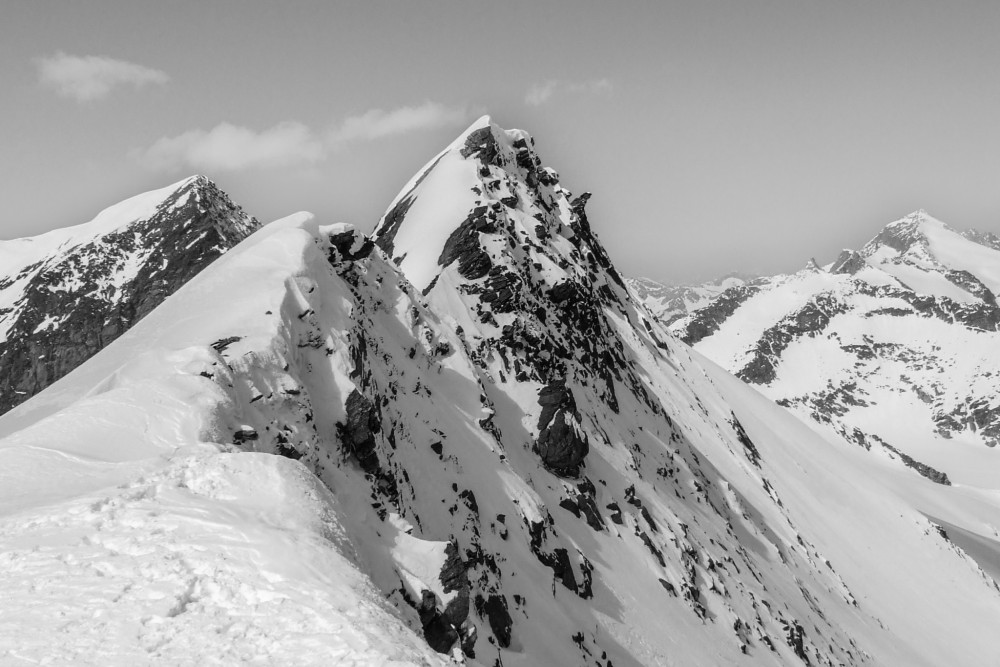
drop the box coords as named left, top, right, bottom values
left=2, top=0, right=999, bottom=284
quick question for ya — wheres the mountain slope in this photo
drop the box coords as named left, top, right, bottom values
left=2, top=124, right=1000, bottom=665
left=0, top=175, right=258, bottom=415
left=653, top=210, right=1000, bottom=488
left=627, top=273, right=753, bottom=326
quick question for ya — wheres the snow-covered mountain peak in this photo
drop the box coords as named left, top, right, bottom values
left=855, top=209, right=1000, bottom=298
left=860, top=209, right=938, bottom=258
left=0, top=176, right=259, bottom=416
left=373, top=117, right=582, bottom=294
left=650, top=206, right=1000, bottom=490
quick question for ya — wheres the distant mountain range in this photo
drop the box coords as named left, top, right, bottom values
left=634, top=210, right=1000, bottom=488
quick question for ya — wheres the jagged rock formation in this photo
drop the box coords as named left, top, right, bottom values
left=0, top=175, right=258, bottom=414
left=535, top=379, right=589, bottom=476
left=4, top=123, right=1000, bottom=666
left=642, top=210, right=1000, bottom=488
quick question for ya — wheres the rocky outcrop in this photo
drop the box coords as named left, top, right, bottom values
left=474, top=593, right=512, bottom=648
left=535, top=379, right=589, bottom=476
left=679, top=283, right=761, bottom=346
left=882, top=443, right=951, bottom=485
left=339, top=389, right=381, bottom=472
left=962, top=228, right=1000, bottom=251
left=854, top=282, right=1000, bottom=333
left=438, top=205, right=497, bottom=280
left=459, top=125, right=501, bottom=166
left=738, top=293, right=848, bottom=385
left=830, top=249, right=865, bottom=275
left=945, top=269, right=996, bottom=305
left=327, top=224, right=375, bottom=264
left=416, top=542, right=475, bottom=655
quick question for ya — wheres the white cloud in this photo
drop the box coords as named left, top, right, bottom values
left=329, top=101, right=469, bottom=145
left=137, top=121, right=326, bottom=172
left=524, top=79, right=613, bottom=106
left=136, top=102, right=470, bottom=173
left=36, top=52, right=169, bottom=102
left=525, top=81, right=559, bottom=107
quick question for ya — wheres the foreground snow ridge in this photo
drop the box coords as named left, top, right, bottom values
left=0, top=451, right=444, bottom=666
left=2, top=119, right=1000, bottom=666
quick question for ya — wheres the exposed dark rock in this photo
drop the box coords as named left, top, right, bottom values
left=830, top=249, right=865, bottom=275
left=945, top=269, right=996, bottom=305
left=327, top=225, right=375, bottom=264
left=738, top=293, right=848, bottom=385
left=438, top=206, right=496, bottom=280
left=658, top=578, right=678, bottom=596
left=568, top=193, right=627, bottom=290
left=576, top=484, right=605, bottom=531
left=232, top=428, right=258, bottom=445
left=211, top=336, right=242, bottom=353
left=375, top=196, right=416, bottom=257
left=275, top=442, right=303, bottom=460
left=535, top=379, right=589, bottom=476
left=548, top=279, right=581, bottom=305
left=373, top=151, right=449, bottom=255
left=854, top=281, right=1000, bottom=333
left=963, top=228, right=1000, bottom=251
left=338, top=389, right=381, bottom=472
left=638, top=531, right=665, bottom=566
left=882, top=443, right=951, bottom=485
left=729, top=413, right=762, bottom=467
left=474, top=593, right=512, bottom=648
left=459, top=489, right=480, bottom=517
left=460, top=126, right=501, bottom=166
left=865, top=217, right=923, bottom=254
left=418, top=589, right=459, bottom=653
left=440, top=541, right=471, bottom=630
left=783, top=620, right=808, bottom=662
left=559, top=497, right=582, bottom=518
left=679, top=284, right=761, bottom=346
left=478, top=267, right=523, bottom=314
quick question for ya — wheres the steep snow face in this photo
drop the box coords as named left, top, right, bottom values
left=655, top=210, right=1000, bottom=488
left=0, top=175, right=259, bottom=415
left=368, top=123, right=1000, bottom=664
left=5, top=130, right=1000, bottom=666
left=861, top=210, right=1000, bottom=300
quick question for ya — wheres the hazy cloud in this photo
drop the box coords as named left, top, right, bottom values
left=137, top=102, right=469, bottom=172
left=138, top=122, right=326, bottom=172
left=36, top=52, right=169, bottom=102
left=525, top=79, right=612, bottom=106
left=329, top=101, right=469, bottom=145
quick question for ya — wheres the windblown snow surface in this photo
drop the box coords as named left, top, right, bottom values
left=2, top=120, right=1000, bottom=665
